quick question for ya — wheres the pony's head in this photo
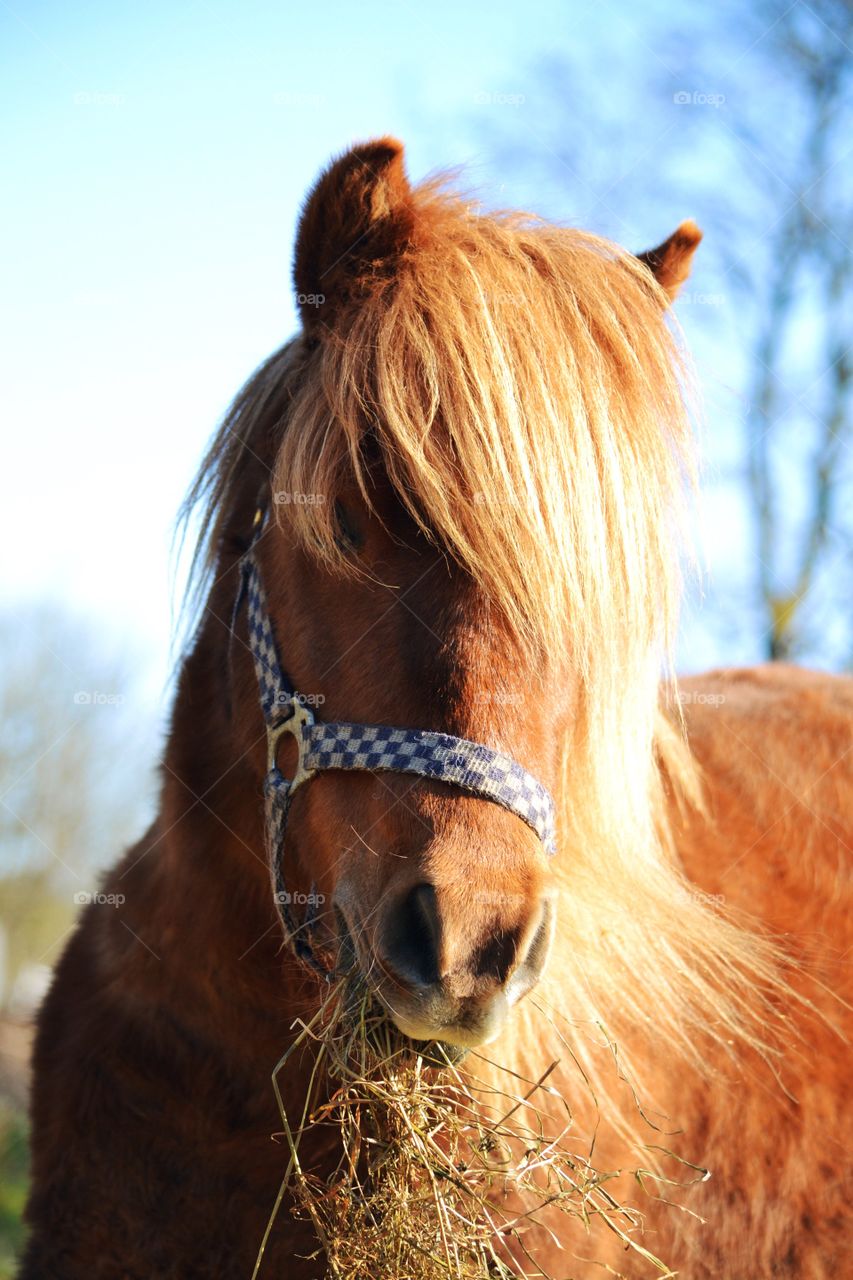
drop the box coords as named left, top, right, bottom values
left=185, top=138, right=704, bottom=1050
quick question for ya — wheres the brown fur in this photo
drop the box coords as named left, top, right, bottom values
left=637, top=220, right=703, bottom=300
left=21, top=141, right=851, bottom=1278
left=496, top=666, right=852, bottom=1276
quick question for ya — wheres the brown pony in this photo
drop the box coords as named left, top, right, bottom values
left=21, top=138, right=851, bottom=1278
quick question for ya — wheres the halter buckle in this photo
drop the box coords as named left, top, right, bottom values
left=267, top=700, right=316, bottom=793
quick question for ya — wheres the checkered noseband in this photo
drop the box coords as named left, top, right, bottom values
left=237, top=509, right=557, bottom=974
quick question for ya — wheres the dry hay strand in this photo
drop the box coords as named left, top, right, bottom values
left=252, top=977, right=707, bottom=1279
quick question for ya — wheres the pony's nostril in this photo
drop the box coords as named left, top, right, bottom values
left=471, top=927, right=521, bottom=984
left=506, top=897, right=555, bottom=1001
left=381, top=882, right=441, bottom=988
left=380, top=884, right=552, bottom=996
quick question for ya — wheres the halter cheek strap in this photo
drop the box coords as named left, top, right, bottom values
left=238, top=509, right=557, bottom=972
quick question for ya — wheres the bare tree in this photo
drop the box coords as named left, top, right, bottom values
left=0, top=606, right=159, bottom=1004
left=472, top=0, right=853, bottom=667
left=732, top=0, right=853, bottom=660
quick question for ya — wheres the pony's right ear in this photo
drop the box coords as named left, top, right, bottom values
left=636, top=220, right=702, bottom=303
left=293, top=137, right=415, bottom=336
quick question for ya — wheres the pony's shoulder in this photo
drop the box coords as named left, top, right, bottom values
left=672, top=664, right=852, bottom=822
left=681, top=659, right=852, bottom=697
left=673, top=663, right=852, bottom=956
left=679, top=662, right=853, bottom=750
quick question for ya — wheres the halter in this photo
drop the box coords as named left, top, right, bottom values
left=236, top=507, right=557, bottom=975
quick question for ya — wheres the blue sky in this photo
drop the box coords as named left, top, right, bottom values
left=1, top=1, right=563, bottom=683
left=2, top=0, right=838, bottom=700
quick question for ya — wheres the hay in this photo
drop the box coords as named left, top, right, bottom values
left=252, top=977, right=709, bottom=1279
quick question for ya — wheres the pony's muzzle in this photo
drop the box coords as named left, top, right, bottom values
left=370, top=882, right=555, bottom=1047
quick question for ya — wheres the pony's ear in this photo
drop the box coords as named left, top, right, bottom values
left=293, top=137, right=415, bottom=335
left=636, top=220, right=702, bottom=302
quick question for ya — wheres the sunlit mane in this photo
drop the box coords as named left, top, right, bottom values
left=180, top=171, right=792, bottom=1109
left=279, top=198, right=694, bottom=668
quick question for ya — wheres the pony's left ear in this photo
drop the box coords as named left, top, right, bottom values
left=636, top=220, right=702, bottom=302
left=293, top=136, right=416, bottom=336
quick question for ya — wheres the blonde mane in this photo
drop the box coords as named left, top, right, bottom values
left=182, top=173, right=789, bottom=1101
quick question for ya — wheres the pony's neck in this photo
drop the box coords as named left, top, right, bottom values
left=155, top=575, right=321, bottom=1054
left=164, top=607, right=265, bottom=874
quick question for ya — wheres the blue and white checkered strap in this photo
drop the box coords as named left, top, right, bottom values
left=299, top=721, right=556, bottom=854
left=239, top=522, right=557, bottom=968
left=243, top=546, right=556, bottom=853
left=244, top=549, right=298, bottom=721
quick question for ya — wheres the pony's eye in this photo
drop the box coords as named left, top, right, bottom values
left=334, top=501, right=362, bottom=552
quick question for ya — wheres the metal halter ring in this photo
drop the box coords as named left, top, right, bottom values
left=267, top=700, right=317, bottom=794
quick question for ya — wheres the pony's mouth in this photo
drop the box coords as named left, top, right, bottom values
left=333, top=904, right=506, bottom=1053
left=332, top=907, right=469, bottom=1062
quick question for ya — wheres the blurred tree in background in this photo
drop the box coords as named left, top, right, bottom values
left=0, top=606, right=159, bottom=1006
left=477, top=0, right=852, bottom=667
left=0, top=606, right=159, bottom=1276
left=732, top=0, right=852, bottom=660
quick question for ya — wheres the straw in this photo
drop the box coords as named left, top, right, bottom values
left=251, top=974, right=710, bottom=1279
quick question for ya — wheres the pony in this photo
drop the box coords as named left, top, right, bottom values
left=21, top=138, right=851, bottom=1278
